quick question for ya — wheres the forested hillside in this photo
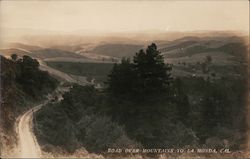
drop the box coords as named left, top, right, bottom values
left=0, top=55, right=58, bottom=155
left=34, top=43, right=247, bottom=157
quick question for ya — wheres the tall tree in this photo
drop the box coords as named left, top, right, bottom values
left=107, top=43, right=172, bottom=100
left=107, top=58, right=135, bottom=96
left=133, top=43, right=172, bottom=97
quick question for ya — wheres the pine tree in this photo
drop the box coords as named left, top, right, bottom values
left=107, top=43, right=172, bottom=100
left=133, top=43, right=172, bottom=97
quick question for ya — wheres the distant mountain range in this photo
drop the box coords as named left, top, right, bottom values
left=0, top=34, right=248, bottom=67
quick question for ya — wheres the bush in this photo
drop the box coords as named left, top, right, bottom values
left=35, top=87, right=139, bottom=153
left=159, top=121, right=198, bottom=148
left=35, top=103, right=78, bottom=152
left=81, top=116, right=138, bottom=153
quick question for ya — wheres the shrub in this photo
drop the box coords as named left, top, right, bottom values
left=82, top=116, right=137, bottom=153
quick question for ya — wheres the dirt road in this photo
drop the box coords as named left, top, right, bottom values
left=16, top=85, right=69, bottom=158
left=17, top=104, right=43, bottom=158
left=38, top=59, right=77, bottom=83
left=10, top=59, right=92, bottom=158
left=14, top=59, right=88, bottom=158
left=38, top=59, right=91, bottom=86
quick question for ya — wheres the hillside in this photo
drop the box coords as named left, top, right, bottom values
left=158, top=36, right=246, bottom=58
left=0, top=48, right=31, bottom=57
left=90, top=43, right=143, bottom=58
left=6, top=43, right=42, bottom=51
left=34, top=43, right=248, bottom=157
left=154, top=36, right=247, bottom=78
left=0, top=55, right=58, bottom=156
left=69, top=36, right=247, bottom=65
left=0, top=44, right=91, bottom=61
left=30, top=49, right=86, bottom=59
left=1, top=35, right=247, bottom=81
left=45, top=36, right=248, bottom=84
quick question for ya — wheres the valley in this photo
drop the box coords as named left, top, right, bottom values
left=0, top=33, right=248, bottom=159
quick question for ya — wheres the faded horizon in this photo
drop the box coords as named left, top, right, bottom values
left=0, top=1, right=249, bottom=34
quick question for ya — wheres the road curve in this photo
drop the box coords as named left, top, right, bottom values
left=38, top=59, right=77, bottom=83
left=17, top=104, right=43, bottom=158
left=38, top=59, right=91, bottom=86
left=14, top=59, right=89, bottom=158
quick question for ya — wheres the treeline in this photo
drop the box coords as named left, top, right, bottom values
left=0, top=54, right=58, bottom=135
left=34, top=43, right=247, bottom=154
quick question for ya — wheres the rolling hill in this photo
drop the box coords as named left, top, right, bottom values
left=90, top=43, right=143, bottom=58
left=1, top=34, right=247, bottom=80
left=6, top=43, right=42, bottom=51
left=0, top=48, right=31, bottom=57
left=30, top=49, right=86, bottom=59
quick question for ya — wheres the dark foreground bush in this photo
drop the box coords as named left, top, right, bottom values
left=78, top=115, right=140, bottom=152
left=34, top=85, right=140, bottom=153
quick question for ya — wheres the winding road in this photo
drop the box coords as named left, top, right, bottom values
left=38, top=59, right=76, bottom=83
left=17, top=104, right=43, bottom=158
left=15, top=60, right=74, bottom=158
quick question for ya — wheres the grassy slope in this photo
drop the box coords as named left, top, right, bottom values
left=91, top=44, right=143, bottom=58
left=46, top=62, right=114, bottom=83
left=30, top=49, right=85, bottom=59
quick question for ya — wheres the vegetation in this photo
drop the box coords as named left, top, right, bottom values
left=165, top=42, right=247, bottom=59
left=35, top=85, right=140, bottom=153
left=34, top=43, right=247, bottom=154
left=31, top=48, right=84, bottom=59
left=91, top=43, right=143, bottom=58
left=14, top=55, right=58, bottom=98
left=179, top=76, right=247, bottom=149
left=1, top=54, right=57, bottom=128
left=0, top=54, right=58, bottom=145
left=108, top=43, right=172, bottom=99
left=46, top=62, right=114, bottom=83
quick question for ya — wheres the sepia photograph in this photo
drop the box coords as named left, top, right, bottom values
left=0, top=0, right=249, bottom=158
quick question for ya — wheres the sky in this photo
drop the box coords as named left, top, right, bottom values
left=0, top=0, right=249, bottom=33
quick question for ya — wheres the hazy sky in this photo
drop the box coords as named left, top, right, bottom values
left=0, top=0, right=249, bottom=33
